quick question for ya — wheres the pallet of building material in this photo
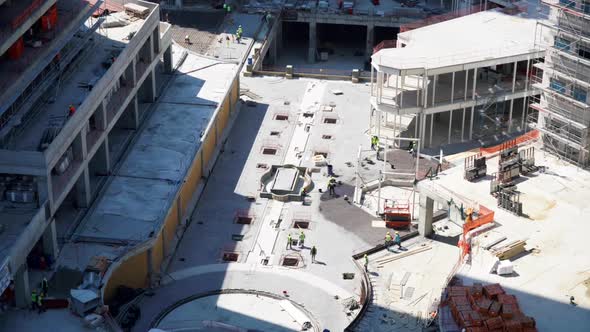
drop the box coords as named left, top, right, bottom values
left=483, top=283, right=505, bottom=299
left=494, top=240, right=527, bottom=260
left=376, top=245, right=432, bottom=266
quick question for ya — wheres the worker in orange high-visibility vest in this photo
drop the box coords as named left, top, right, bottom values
left=68, top=105, right=76, bottom=116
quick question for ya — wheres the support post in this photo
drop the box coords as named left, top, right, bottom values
left=308, top=21, right=317, bottom=63
left=418, top=195, right=434, bottom=236
left=163, top=45, right=173, bottom=73
left=42, top=219, right=59, bottom=259
left=508, top=61, right=517, bottom=132
left=470, top=68, right=478, bottom=140
left=74, top=168, right=91, bottom=208
left=448, top=110, right=453, bottom=144
left=14, top=264, right=30, bottom=308
left=366, top=23, right=374, bottom=60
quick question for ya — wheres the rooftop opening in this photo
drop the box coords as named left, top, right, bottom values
left=324, top=117, right=337, bottom=124
left=294, top=221, right=310, bottom=229
left=282, top=257, right=299, bottom=267
left=232, top=234, right=244, bottom=241
left=262, top=148, right=277, bottom=155
left=222, top=252, right=239, bottom=262
left=275, top=114, right=289, bottom=121
left=322, top=135, right=333, bottom=140
left=236, top=216, right=253, bottom=225
left=270, top=131, right=280, bottom=136
left=256, top=163, right=268, bottom=169
left=314, top=151, right=328, bottom=158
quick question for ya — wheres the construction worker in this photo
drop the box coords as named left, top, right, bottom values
left=393, top=231, right=402, bottom=249
left=41, top=277, right=48, bottom=297
left=408, top=141, right=414, bottom=154
left=328, top=177, right=337, bottom=197
left=30, top=290, right=38, bottom=312
left=287, top=233, right=292, bottom=250
left=226, top=4, right=231, bottom=14
left=36, top=292, right=44, bottom=314
left=384, top=231, right=393, bottom=247
left=68, top=104, right=76, bottom=116
left=364, top=254, right=369, bottom=272
left=184, top=35, right=191, bottom=44
left=311, top=246, right=317, bottom=263
left=299, top=231, right=305, bottom=248
left=223, top=3, right=227, bottom=12
left=371, top=135, right=379, bottom=150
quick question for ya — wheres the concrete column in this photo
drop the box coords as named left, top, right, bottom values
left=366, top=23, right=374, bottom=60
left=36, top=176, right=50, bottom=206
left=269, top=39, right=277, bottom=65
left=418, top=195, right=434, bottom=237
left=448, top=109, right=453, bottom=144
left=469, top=68, right=477, bottom=140
left=132, top=58, right=137, bottom=86
left=96, top=102, right=108, bottom=131
left=94, top=139, right=111, bottom=176
left=42, top=219, right=59, bottom=259
left=118, top=98, right=139, bottom=129
left=72, top=128, right=87, bottom=162
left=14, top=264, right=30, bottom=308
left=163, top=46, right=173, bottom=73
left=308, top=21, right=317, bottom=63
left=508, top=61, right=518, bottom=133
left=277, top=20, right=283, bottom=50
left=74, top=168, right=91, bottom=208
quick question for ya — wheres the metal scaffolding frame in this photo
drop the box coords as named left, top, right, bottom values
left=531, top=0, right=590, bottom=167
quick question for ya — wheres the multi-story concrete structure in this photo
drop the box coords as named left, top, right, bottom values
left=0, top=0, right=172, bottom=307
left=531, top=0, right=590, bottom=166
left=369, top=9, right=544, bottom=149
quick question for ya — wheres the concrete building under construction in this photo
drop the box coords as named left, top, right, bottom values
left=0, top=0, right=172, bottom=308
left=531, top=0, right=590, bottom=166
left=369, top=8, right=543, bottom=149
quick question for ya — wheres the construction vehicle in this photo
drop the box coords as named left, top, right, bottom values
left=464, top=153, right=487, bottom=181
left=380, top=201, right=411, bottom=229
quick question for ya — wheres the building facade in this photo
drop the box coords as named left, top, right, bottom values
left=0, top=0, right=172, bottom=307
left=531, top=0, right=590, bottom=166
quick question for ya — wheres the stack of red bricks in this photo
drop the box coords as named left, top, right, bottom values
left=444, top=282, right=537, bottom=332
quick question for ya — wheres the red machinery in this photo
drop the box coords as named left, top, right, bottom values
left=381, top=201, right=411, bottom=228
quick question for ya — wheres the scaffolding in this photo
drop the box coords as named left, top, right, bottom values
left=530, top=0, right=590, bottom=167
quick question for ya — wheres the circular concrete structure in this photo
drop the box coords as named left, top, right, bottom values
left=154, top=290, right=317, bottom=332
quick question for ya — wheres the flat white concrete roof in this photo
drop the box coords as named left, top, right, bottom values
left=73, top=47, right=238, bottom=243
left=372, top=10, right=540, bottom=72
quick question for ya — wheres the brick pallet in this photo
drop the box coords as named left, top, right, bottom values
left=441, top=282, right=537, bottom=332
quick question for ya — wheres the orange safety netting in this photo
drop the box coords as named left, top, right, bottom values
left=480, top=130, right=539, bottom=156
left=460, top=204, right=495, bottom=257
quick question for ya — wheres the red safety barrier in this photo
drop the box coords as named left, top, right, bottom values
left=480, top=130, right=539, bottom=156
left=41, top=4, right=58, bottom=32
left=7, top=37, right=24, bottom=60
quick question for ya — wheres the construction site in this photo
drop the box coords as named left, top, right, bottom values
left=0, top=0, right=589, bottom=331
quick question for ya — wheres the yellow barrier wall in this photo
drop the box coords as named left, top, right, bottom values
left=104, top=251, right=148, bottom=300
left=103, top=72, right=239, bottom=304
